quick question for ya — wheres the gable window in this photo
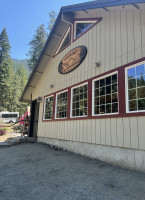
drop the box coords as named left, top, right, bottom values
left=55, top=90, right=68, bottom=119
left=44, top=95, right=54, bottom=120
left=93, top=73, right=118, bottom=115
left=71, top=83, right=88, bottom=117
left=126, top=62, right=145, bottom=112
left=74, top=19, right=99, bottom=39
left=55, top=27, right=71, bottom=55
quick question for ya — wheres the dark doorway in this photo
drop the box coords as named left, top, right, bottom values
left=29, top=100, right=40, bottom=138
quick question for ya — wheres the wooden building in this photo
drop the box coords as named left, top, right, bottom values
left=21, top=0, right=145, bottom=171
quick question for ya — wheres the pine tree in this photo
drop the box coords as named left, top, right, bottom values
left=47, top=11, right=57, bottom=31
left=0, top=28, right=11, bottom=63
left=27, top=24, right=47, bottom=72
left=16, top=65, right=28, bottom=116
left=0, top=28, right=12, bottom=111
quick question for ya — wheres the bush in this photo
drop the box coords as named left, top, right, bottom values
left=0, top=127, right=7, bottom=136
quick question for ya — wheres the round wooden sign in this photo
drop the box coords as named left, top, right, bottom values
left=58, top=46, right=87, bottom=74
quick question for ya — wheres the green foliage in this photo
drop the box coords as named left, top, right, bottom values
left=27, top=11, right=57, bottom=72
left=47, top=11, right=57, bottom=31
left=0, top=28, right=12, bottom=110
left=0, top=28, right=28, bottom=117
left=12, top=58, right=30, bottom=73
left=27, top=24, right=47, bottom=72
left=0, top=28, right=11, bottom=63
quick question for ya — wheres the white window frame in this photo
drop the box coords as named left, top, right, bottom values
left=92, top=71, right=119, bottom=116
left=55, top=27, right=71, bottom=55
left=125, top=61, right=145, bottom=113
left=43, top=95, right=54, bottom=120
left=55, top=89, right=68, bottom=119
left=74, top=20, right=97, bottom=39
left=70, top=82, right=88, bottom=118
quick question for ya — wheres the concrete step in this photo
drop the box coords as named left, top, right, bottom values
left=6, top=137, right=36, bottom=144
left=0, top=137, right=37, bottom=148
left=6, top=139, right=20, bottom=145
left=0, top=142, right=12, bottom=148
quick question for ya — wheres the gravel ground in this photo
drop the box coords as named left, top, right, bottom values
left=0, top=143, right=145, bottom=200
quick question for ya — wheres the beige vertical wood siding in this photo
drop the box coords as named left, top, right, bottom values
left=32, top=5, right=145, bottom=151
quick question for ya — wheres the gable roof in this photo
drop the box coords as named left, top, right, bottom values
left=61, top=0, right=145, bottom=12
left=20, top=0, right=145, bottom=103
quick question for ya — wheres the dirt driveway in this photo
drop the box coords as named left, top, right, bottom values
left=0, top=143, right=145, bottom=200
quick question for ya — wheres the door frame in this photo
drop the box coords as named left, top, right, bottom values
left=29, top=100, right=39, bottom=137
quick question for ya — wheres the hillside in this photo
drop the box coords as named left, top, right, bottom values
left=12, top=58, right=29, bottom=72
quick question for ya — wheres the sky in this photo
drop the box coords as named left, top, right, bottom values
left=0, top=0, right=92, bottom=60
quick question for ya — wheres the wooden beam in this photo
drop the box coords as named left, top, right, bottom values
left=132, top=4, right=139, bottom=9
left=62, top=13, right=74, bottom=24
left=103, top=7, right=109, bottom=12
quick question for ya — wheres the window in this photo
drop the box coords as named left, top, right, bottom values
left=55, top=27, right=71, bottom=55
left=55, top=91, right=68, bottom=119
left=71, top=83, right=88, bottom=117
left=126, top=62, right=145, bottom=112
left=2, top=114, right=17, bottom=118
left=44, top=96, right=54, bottom=120
left=93, top=73, right=118, bottom=115
left=74, top=20, right=98, bottom=39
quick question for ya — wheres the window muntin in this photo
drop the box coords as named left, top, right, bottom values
left=126, top=62, right=145, bottom=112
left=56, top=91, right=68, bottom=119
left=74, top=20, right=97, bottom=39
left=93, top=73, right=118, bottom=115
left=44, top=96, right=54, bottom=120
left=71, top=83, right=88, bottom=117
left=55, top=27, right=70, bottom=55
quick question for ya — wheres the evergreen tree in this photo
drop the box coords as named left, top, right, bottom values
left=0, top=28, right=11, bottom=63
left=0, top=28, right=12, bottom=111
left=27, top=24, right=47, bottom=72
left=16, top=65, right=28, bottom=116
left=47, top=11, right=57, bottom=31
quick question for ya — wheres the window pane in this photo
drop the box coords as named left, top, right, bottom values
left=100, top=79, right=105, bottom=87
left=106, top=76, right=111, bottom=85
left=112, top=83, right=117, bottom=93
left=129, top=89, right=136, bottom=100
left=112, top=93, right=118, bottom=103
left=106, top=85, right=111, bottom=94
left=106, top=104, right=111, bottom=113
left=94, top=106, right=99, bottom=115
left=72, top=84, right=88, bottom=117
left=128, top=78, right=136, bottom=89
left=137, top=75, right=145, bottom=87
left=100, top=105, right=105, bottom=114
left=138, top=99, right=145, bottom=110
left=128, top=68, right=136, bottom=79
left=76, top=23, right=94, bottom=38
left=129, top=100, right=137, bottom=111
left=136, top=64, right=145, bottom=77
left=100, top=96, right=105, bottom=105
left=100, top=87, right=105, bottom=96
left=95, top=80, right=99, bottom=88
left=112, top=103, right=118, bottom=113
left=58, top=30, right=70, bottom=53
left=112, top=74, right=117, bottom=84
left=137, top=87, right=145, bottom=99
left=106, top=94, right=111, bottom=104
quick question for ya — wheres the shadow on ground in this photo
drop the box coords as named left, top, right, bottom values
left=0, top=143, right=145, bottom=200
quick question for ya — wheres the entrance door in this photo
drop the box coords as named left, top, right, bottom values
left=29, top=100, right=40, bottom=138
